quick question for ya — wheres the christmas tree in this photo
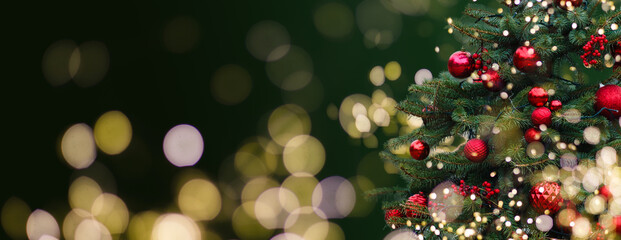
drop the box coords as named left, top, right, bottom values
left=371, top=0, right=621, bottom=239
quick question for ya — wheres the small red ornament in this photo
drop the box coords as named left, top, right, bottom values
left=528, top=87, right=549, bottom=107
left=531, top=107, right=552, bottom=126
left=448, top=51, right=475, bottom=78
left=410, top=140, right=430, bottom=160
left=513, top=46, right=541, bottom=73
left=529, top=181, right=563, bottom=214
left=613, top=216, right=621, bottom=234
left=595, top=85, right=621, bottom=119
left=481, top=70, right=504, bottom=92
left=464, top=139, right=488, bottom=162
left=550, top=100, right=562, bottom=111
left=385, top=208, right=403, bottom=226
left=524, top=128, right=542, bottom=143
left=405, top=193, right=427, bottom=218
left=599, top=185, right=612, bottom=200
left=555, top=0, right=582, bottom=10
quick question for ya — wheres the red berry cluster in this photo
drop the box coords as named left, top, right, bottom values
left=473, top=48, right=492, bottom=79
left=581, top=34, right=608, bottom=67
left=451, top=180, right=500, bottom=199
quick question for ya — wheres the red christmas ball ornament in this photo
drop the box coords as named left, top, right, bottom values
left=555, top=0, right=582, bottom=10
left=550, top=100, right=562, bottom=111
left=524, top=128, right=542, bottom=143
left=385, top=209, right=403, bottom=227
left=599, top=185, right=612, bottom=200
left=614, top=215, right=621, bottom=234
left=531, top=107, right=552, bottom=126
left=595, top=85, right=621, bottom=120
left=464, top=139, right=488, bottom=162
left=529, top=181, right=563, bottom=214
left=410, top=140, right=430, bottom=160
left=481, top=70, right=504, bottom=92
left=448, top=51, right=475, bottom=78
left=405, top=193, right=427, bottom=218
left=528, top=87, right=549, bottom=107
left=513, top=46, right=541, bottom=73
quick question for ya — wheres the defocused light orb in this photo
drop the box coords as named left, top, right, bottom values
left=284, top=207, right=326, bottom=237
left=572, top=217, right=591, bottom=238
left=42, top=39, right=77, bottom=86
left=384, top=61, right=401, bottom=81
left=384, top=229, right=418, bottom=240
left=268, top=104, right=311, bottom=146
left=582, top=168, right=603, bottom=192
left=73, top=41, right=109, bottom=87
left=563, top=109, right=582, bottom=123
left=415, top=69, right=433, bottom=85
left=61, top=123, right=97, bottom=169
left=597, top=146, right=617, bottom=168
left=304, top=221, right=345, bottom=240
left=74, top=219, right=112, bottom=240
left=152, top=213, right=201, bottom=240
left=526, top=141, right=545, bottom=158
left=356, top=0, right=402, bottom=48
left=314, top=2, right=354, bottom=39
left=560, top=153, right=578, bottom=170
left=246, top=21, right=290, bottom=61
left=62, top=208, right=91, bottom=240
left=312, top=176, right=355, bottom=219
left=348, top=176, right=375, bottom=217
left=178, top=178, right=221, bottom=221
left=283, top=135, right=325, bottom=176
left=266, top=46, right=313, bottom=91
left=282, top=175, right=319, bottom=206
left=255, top=187, right=300, bottom=229
left=26, top=209, right=60, bottom=240
left=38, top=235, right=59, bottom=240
left=428, top=181, right=464, bottom=222
left=1, top=197, right=30, bottom=239
left=339, top=94, right=375, bottom=138
left=211, top=64, right=252, bottom=105
left=127, top=211, right=159, bottom=240
left=583, top=126, right=601, bottom=145
left=536, top=215, right=553, bottom=231
left=235, top=139, right=278, bottom=177
left=271, top=233, right=304, bottom=240
left=91, top=193, right=129, bottom=234
left=586, top=195, right=606, bottom=215
left=163, top=16, right=200, bottom=54
left=69, top=176, right=103, bottom=211
left=163, top=124, right=204, bottom=167
left=242, top=177, right=280, bottom=203
left=232, top=202, right=274, bottom=240
left=369, top=66, right=385, bottom=86
left=94, top=111, right=132, bottom=155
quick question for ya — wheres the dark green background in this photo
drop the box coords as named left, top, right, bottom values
left=1, top=0, right=467, bottom=239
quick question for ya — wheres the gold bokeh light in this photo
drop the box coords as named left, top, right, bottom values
left=268, top=104, right=311, bottom=146
left=283, top=135, right=325, bottom=176
left=94, top=110, right=132, bottom=155
left=61, top=123, right=97, bottom=169
left=177, top=178, right=222, bottom=221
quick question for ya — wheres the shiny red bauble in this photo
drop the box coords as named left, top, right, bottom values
left=448, top=51, right=475, bottom=78
left=550, top=100, right=563, bottom=111
left=513, top=46, right=541, bottom=73
left=405, top=193, right=427, bottom=218
left=481, top=70, right=504, bottom=92
left=385, top=208, right=403, bottom=227
left=524, top=128, right=542, bottom=143
left=599, top=185, right=612, bottom=200
left=614, top=215, right=621, bottom=234
left=529, top=181, right=563, bottom=214
left=410, top=140, right=430, bottom=160
left=532, top=107, right=552, bottom=126
left=555, top=0, right=582, bottom=10
left=528, top=87, right=548, bottom=107
left=595, top=85, right=621, bottom=119
left=464, top=139, right=488, bottom=162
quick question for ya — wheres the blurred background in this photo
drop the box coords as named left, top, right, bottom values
left=0, top=0, right=468, bottom=239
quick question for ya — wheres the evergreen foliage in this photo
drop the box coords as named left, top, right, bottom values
left=373, top=0, right=621, bottom=239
